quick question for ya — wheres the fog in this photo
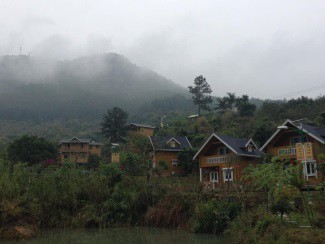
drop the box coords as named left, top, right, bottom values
left=1, top=0, right=325, bottom=99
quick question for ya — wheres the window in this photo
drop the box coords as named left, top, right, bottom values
left=290, top=136, right=307, bottom=145
left=304, top=161, right=317, bottom=177
left=64, top=154, right=69, bottom=159
left=96, top=145, right=99, bottom=149
left=81, top=144, right=86, bottom=149
left=278, top=147, right=296, bottom=156
left=247, top=146, right=253, bottom=152
left=81, top=153, right=86, bottom=159
left=171, top=159, right=178, bottom=166
left=170, top=141, right=176, bottom=148
left=219, top=147, right=230, bottom=155
left=222, top=168, right=234, bottom=182
left=89, top=145, right=92, bottom=150
left=209, top=172, right=218, bottom=182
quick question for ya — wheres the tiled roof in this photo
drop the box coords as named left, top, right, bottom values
left=60, top=137, right=101, bottom=145
left=149, top=136, right=192, bottom=151
left=218, top=135, right=262, bottom=157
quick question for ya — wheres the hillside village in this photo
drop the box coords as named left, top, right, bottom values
left=58, top=118, right=325, bottom=190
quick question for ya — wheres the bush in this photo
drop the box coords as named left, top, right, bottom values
left=191, top=199, right=241, bottom=234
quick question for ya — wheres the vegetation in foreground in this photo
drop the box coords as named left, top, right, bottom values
left=0, top=154, right=324, bottom=243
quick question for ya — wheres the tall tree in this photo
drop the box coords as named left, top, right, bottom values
left=101, top=107, right=128, bottom=143
left=188, top=75, right=213, bottom=115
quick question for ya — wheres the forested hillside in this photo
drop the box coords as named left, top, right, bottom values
left=0, top=54, right=324, bottom=148
left=0, top=54, right=187, bottom=121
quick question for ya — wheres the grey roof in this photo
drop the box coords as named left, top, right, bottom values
left=218, top=135, right=262, bottom=157
left=60, top=137, right=101, bottom=145
left=193, top=133, right=261, bottom=159
left=60, top=137, right=91, bottom=143
left=129, top=123, right=156, bottom=129
left=149, top=136, right=192, bottom=151
left=301, top=124, right=325, bottom=142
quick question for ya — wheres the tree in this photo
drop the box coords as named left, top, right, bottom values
left=236, top=95, right=256, bottom=116
left=101, top=107, right=128, bottom=143
left=178, top=148, right=199, bottom=174
left=7, top=135, right=57, bottom=165
left=188, top=75, right=213, bottom=115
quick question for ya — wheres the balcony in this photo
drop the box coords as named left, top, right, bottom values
left=200, top=155, right=229, bottom=167
left=269, top=142, right=315, bottom=161
left=60, top=147, right=88, bottom=153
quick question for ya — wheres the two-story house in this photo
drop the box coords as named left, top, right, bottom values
left=260, top=119, right=325, bottom=184
left=149, top=136, right=192, bottom=176
left=59, top=137, right=102, bottom=163
left=193, top=134, right=262, bottom=189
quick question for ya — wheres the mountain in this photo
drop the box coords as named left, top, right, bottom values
left=0, top=54, right=189, bottom=121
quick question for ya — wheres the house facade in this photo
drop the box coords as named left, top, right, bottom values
left=149, top=136, right=192, bottom=176
left=129, top=123, right=155, bottom=137
left=194, top=134, right=262, bottom=189
left=260, top=119, right=325, bottom=185
left=59, top=137, right=102, bottom=163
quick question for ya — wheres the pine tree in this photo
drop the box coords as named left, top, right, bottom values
left=101, top=107, right=128, bottom=143
left=188, top=75, right=213, bottom=115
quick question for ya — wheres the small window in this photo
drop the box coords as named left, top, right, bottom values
left=170, top=141, right=176, bottom=148
left=222, top=168, right=234, bottom=182
left=81, top=144, right=86, bottom=149
left=89, top=145, right=92, bottom=150
left=209, top=172, right=218, bottom=182
left=81, top=153, right=86, bottom=159
left=247, top=146, right=253, bottom=152
left=96, top=145, right=99, bottom=149
left=219, top=147, right=229, bottom=155
left=64, top=154, right=69, bottom=159
left=305, top=161, right=317, bottom=176
left=171, top=159, right=178, bottom=166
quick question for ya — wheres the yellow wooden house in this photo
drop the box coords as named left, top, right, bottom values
left=260, top=119, right=325, bottom=185
left=59, top=137, right=102, bottom=164
left=129, top=123, right=155, bottom=137
left=193, top=134, right=262, bottom=189
left=149, top=136, right=192, bottom=176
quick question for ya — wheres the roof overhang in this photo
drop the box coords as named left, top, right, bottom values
left=260, top=119, right=325, bottom=152
left=193, top=133, right=238, bottom=160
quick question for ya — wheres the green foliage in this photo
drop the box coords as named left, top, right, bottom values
left=121, top=152, right=143, bottom=176
left=152, top=160, right=168, bottom=177
left=178, top=148, right=198, bottom=175
left=188, top=75, right=213, bottom=115
left=101, top=107, right=128, bottom=143
left=7, top=135, right=57, bottom=165
left=88, top=154, right=101, bottom=165
left=191, top=199, right=241, bottom=234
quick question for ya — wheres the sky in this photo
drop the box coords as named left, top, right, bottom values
left=0, top=0, right=325, bottom=99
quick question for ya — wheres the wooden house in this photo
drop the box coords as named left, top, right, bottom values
left=129, top=123, right=155, bottom=137
left=193, top=134, right=262, bottom=189
left=59, top=137, right=102, bottom=164
left=149, top=136, right=192, bottom=176
left=260, top=119, right=325, bottom=185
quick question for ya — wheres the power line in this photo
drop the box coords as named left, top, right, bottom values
left=270, top=84, right=325, bottom=99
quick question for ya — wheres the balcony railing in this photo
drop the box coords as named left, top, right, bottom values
left=206, top=156, right=228, bottom=164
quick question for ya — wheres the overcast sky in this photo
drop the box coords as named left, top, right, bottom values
left=0, top=0, right=325, bottom=99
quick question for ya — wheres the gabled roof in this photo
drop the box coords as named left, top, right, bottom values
left=149, top=136, right=192, bottom=152
left=129, top=123, right=156, bottom=129
left=260, top=119, right=325, bottom=151
left=193, top=134, right=261, bottom=159
left=60, top=137, right=91, bottom=143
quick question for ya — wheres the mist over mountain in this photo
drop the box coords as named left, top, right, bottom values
left=0, top=53, right=190, bottom=121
